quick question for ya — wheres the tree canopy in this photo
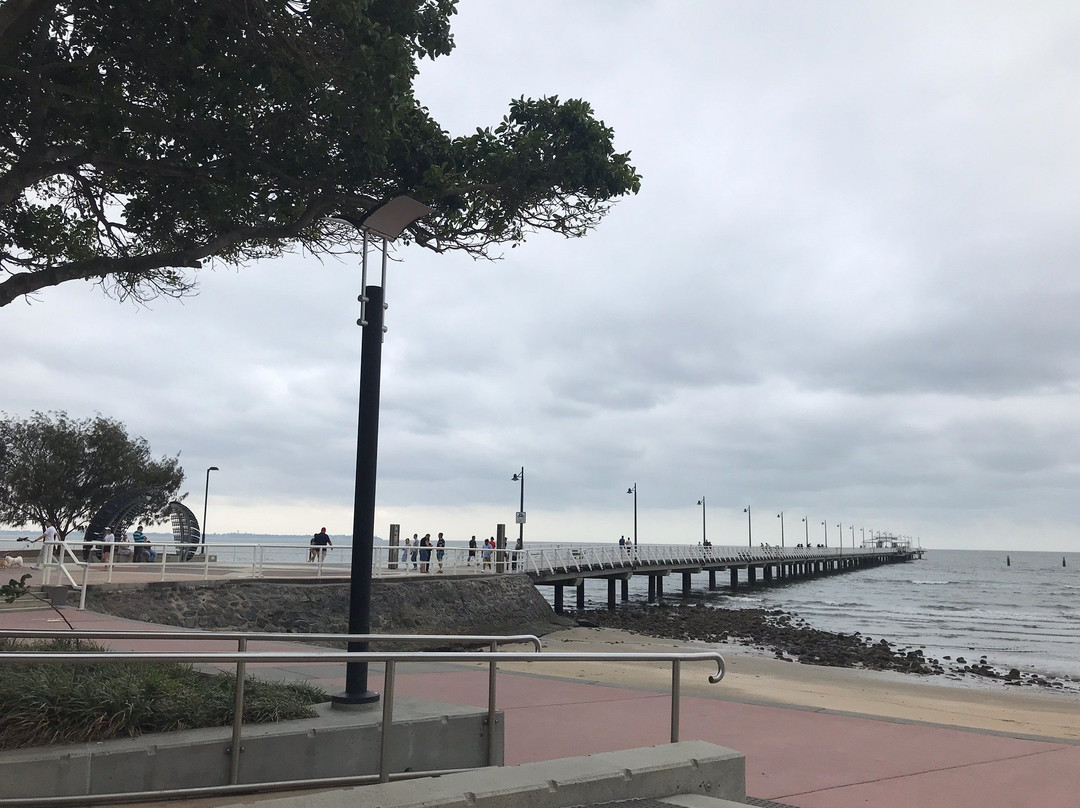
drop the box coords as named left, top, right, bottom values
left=0, top=411, right=184, bottom=536
left=0, top=0, right=641, bottom=306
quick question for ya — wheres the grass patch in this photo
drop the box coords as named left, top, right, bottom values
left=0, top=639, right=327, bottom=750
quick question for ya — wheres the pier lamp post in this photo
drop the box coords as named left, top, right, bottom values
left=627, top=484, right=638, bottom=547
left=861, top=527, right=865, bottom=546
left=850, top=525, right=855, bottom=548
left=743, top=506, right=752, bottom=547
left=511, top=467, right=525, bottom=549
left=821, top=520, right=828, bottom=547
left=777, top=511, right=785, bottom=547
left=201, top=466, right=219, bottom=548
left=802, top=516, right=809, bottom=547
left=837, top=523, right=842, bottom=553
left=332, top=195, right=434, bottom=708
left=697, top=496, right=707, bottom=545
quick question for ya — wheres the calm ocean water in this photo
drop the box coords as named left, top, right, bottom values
left=3, top=531, right=1076, bottom=680
left=562, top=548, right=1080, bottom=681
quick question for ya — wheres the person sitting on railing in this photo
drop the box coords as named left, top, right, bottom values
left=309, top=527, right=332, bottom=562
left=132, top=525, right=155, bottom=562
left=115, top=530, right=134, bottom=562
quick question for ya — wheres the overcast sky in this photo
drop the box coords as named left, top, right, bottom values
left=3, top=2, right=1079, bottom=551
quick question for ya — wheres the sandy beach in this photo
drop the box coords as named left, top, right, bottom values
left=496, top=626, right=1080, bottom=743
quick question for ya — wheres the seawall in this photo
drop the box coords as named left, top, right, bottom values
left=84, top=574, right=572, bottom=643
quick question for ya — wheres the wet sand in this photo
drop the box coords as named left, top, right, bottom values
left=496, top=627, right=1080, bottom=742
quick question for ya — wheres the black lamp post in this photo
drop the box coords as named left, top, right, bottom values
left=777, top=510, right=784, bottom=547
left=743, top=506, right=752, bottom=547
left=802, top=516, right=808, bottom=546
left=627, top=484, right=638, bottom=547
left=201, top=466, right=219, bottom=547
left=511, top=467, right=525, bottom=549
left=697, top=496, right=706, bottom=545
left=837, top=523, right=842, bottom=553
left=332, top=196, right=433, bottom=708
left=821, top=520, right=828, bottom=547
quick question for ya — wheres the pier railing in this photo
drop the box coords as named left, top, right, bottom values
left=0, top=629, right=725, bottom=806
left=32, top=538, right=909, bottom=610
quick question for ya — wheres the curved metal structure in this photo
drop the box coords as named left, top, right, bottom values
left=166, top=500, right=202, bottom=560
left=83, top=487, right=164, bottom=548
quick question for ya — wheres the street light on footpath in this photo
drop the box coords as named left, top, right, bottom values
left=201, top=466, right=219, bottom=550
left=511, top=467, right=525, bottom=550
left=627, top=484, right=638, bottom=547
left=837, top=523, right=842, bottom=553
left=777, top=510, right=785, bottom=547
left=332, top=196, right=434, bottom=708
left=697, top=496, right=707, bottom=545
left=743, top=506, right=752, bottom=547
left=821, top=520, right=828, bottom=547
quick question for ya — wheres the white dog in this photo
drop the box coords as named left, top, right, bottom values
left=0, top=555, right=24, bottom=569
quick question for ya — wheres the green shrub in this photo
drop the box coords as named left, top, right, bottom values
left=0, top=639, right=326, bottom=750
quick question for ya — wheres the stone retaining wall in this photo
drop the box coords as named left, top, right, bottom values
left=85, top=574, right=571, bottom=644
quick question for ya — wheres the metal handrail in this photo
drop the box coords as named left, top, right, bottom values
left=0, top=629, right=543, bottom=649
left=0, top=642, right=725, bottom=807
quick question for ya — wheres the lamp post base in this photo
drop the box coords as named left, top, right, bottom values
left=331, top=689, right=381, bottom=709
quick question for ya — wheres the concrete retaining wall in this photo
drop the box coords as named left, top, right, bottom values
left=0, top=699, right=500, bottom=799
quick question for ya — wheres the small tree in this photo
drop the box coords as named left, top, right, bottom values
left=0, top=411, right=183, bottom=537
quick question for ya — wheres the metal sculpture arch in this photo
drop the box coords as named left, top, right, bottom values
left=166, top=501, right=202, bottom=560
left=84, top=487, right=163, bottom=546
left=83, top=490, right=202, bottom=561
left=82, top=487, right=166, bottom=560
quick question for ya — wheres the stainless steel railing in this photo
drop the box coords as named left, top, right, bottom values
left=0, top=632, right=725, bottom=807
left=0, top=628, right=541, bottom=788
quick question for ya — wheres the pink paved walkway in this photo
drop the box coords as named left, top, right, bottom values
left=2, top=605, right=1078, bottom=808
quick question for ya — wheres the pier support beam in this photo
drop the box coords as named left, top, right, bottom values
left=648, top=575, right=656, bottom=602
left=608, top=578, right=616, bottom=610
left=621, top=578, right=629, bottom=601
left=554, top=585, right=563, bottom=614
left=682, top=571, right=692, bottom=596
left=748, top=566, right=757, bottom=585
left=708, top=570, right=717, bottom=590
left=730, top=568, right=738, bottom=589
left=656, top=574, right=664, bottom=601
left=576, top=581, right=585, bottom=611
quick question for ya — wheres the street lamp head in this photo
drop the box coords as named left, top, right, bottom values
left=627, top=487, right=634, bottom=495
left=512, top=473, right=520, bottom=481
left=208, top=466, right=219, bottom=472
left=697, top=499, right=703, bottom=506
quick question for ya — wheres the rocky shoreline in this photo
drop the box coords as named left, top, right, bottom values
left=579, top=603, right=1076, bottom=691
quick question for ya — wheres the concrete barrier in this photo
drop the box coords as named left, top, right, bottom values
left=0, top=699, right=500, bottom=799
left=197, top=741, right=747, bottom=808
